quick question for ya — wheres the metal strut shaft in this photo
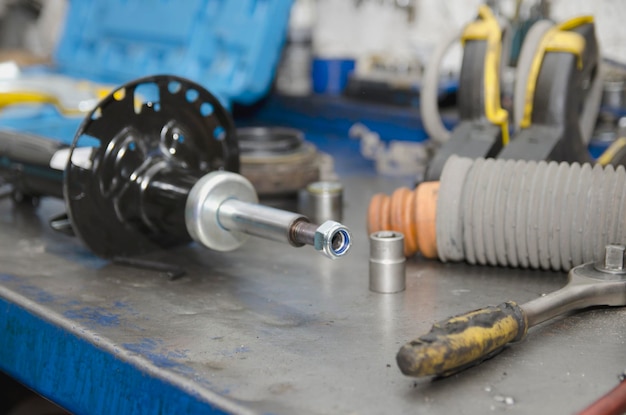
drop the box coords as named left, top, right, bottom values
left=185, top=171, right=352, bottom=260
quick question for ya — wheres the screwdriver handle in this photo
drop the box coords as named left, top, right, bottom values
left=396, top=301, right=528, bottom=377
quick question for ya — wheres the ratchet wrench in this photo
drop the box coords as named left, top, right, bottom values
left=397, top=244, right=626, bottom=378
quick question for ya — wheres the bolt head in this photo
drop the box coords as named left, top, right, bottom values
left=604, top=244, right=626, bottom=271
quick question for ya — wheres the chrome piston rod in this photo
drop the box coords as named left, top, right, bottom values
left=218, top=199, right=315, bottom=247
left=185, top=171, right=352, bottom=259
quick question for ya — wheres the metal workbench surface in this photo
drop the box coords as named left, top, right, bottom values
left=0, top=175, right=624, bottom=415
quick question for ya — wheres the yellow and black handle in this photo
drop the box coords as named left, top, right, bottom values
left=396, top=301, right=528, bottom=377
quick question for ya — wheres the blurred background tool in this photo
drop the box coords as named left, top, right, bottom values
left=0, top=71, right=110, bottom=115
left=368, top=156, right=626, bottom=268
left=422, top=7, right=603, bottom=179
left=0, top=58, right=111, bottom=115
left=424, top=5, right=509, bottom=181
left=238, top=126, right=334, bottom=209
left=497, top=15, right=601, bottom=163
left=396, top=244, right=626, bottom=378
left=598, top=136, right=626, bottom=167
left=596, top=114, right=626, bottom=167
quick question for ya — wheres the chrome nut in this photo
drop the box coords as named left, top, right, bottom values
left=314, top=220, right=352, bottom=260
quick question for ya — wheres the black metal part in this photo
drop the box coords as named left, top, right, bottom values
left=65, top=75, right=239, bottom=258
left=426, top=40, right=503, bottom=181
left=48, top=212, right=74, bottom=236
left=112, top=256, right=187, bottom=281
left=0, top=130, right=66, bottom=199
left=497, top=22, right=598, bottom=163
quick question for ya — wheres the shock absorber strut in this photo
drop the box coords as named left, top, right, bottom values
left=45, top=75, right=350, bottom=259
left=368, top=155, right=626, bottom=271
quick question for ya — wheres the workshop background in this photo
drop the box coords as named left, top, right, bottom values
left=0, top=0, right=625, bottom=414
left=2, top=1, right=626, bottom=61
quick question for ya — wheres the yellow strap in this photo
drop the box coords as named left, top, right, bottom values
left=0, top=86, right=118, bottom=115
left=597, top=137, right=626, bottom=166
left=461, top=5, right=510, bottom=145
left=0, top=91, right=83, bottom=116
left=520, top=16, right=594, bottom=128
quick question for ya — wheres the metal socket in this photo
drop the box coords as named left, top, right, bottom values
left=299, top=181, right=343, bottom=223
left=369, top=231, right=406, bottom=293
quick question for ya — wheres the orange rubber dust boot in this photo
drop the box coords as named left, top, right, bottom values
left=367, top=181, right=439, bottom=258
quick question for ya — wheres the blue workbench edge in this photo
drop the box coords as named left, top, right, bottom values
left=0, top=293, right=239, bottom=415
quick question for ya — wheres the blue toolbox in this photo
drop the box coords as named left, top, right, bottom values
left=0, top=0, right=293, bottom=143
